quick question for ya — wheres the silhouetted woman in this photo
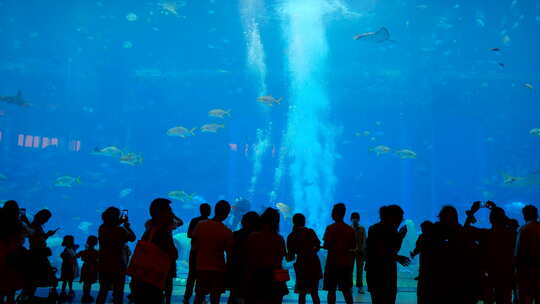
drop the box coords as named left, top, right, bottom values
left=228, top=211, right=260, bottom=304
left=287, top=213, right=322, bottom=304
left=132, top=198, right=181, bottom=304
left=96, top=207, right=136, bottom=304
left=0, top=201, right=28, bottom=303
left=246, top=208, right=289, bottom=304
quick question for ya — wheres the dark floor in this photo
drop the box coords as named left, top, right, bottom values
left=33, top=275, right=419, bottom=304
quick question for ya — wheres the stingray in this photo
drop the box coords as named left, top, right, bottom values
left=353, top=27, right=393, bottom=43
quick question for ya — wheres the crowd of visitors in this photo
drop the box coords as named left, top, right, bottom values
left=0, top=198, right=539, bottom=304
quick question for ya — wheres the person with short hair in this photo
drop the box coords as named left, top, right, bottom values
left=350, top=212, right=366, bottom=294
left=287, top=213, right=322, bottom=304
left=322, top=203, right=355, bottom=304
left=516, top=204, right=540, bottom=304
left=78, top=235, right=99, bottom=303
left=192, top=200, right=233, bottom=304
left=366, top=205, right=410, bottom=304
left=96, top=207, right=136, bottom=304
left=184, top=203, right=211, bottom=304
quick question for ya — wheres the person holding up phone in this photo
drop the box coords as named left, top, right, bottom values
left=96, top=207, right=136, bottom=304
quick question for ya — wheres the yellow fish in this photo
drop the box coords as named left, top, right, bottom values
left=208, top=109, right=231, bottom=118
left=524, top=83, right=534, bottom=89
left=369, top=145, right=391, bottom=156
left=120, top=153, right=143, bottom=166
left=276, top=202, right=292, bottom=219
left=201, top=124, right=225, bottom=133
left=167, top=126, right=196, bottom=138
left=395, top=149, right=417, bottom=159
left=257, top=95, right=283, bottom=106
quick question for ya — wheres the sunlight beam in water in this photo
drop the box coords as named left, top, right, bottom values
left=279, top=0, right=338, bottom=229
left=240, top=0, right=271, bottom=200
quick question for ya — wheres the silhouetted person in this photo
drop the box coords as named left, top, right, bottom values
left=132, top=198, right=182, bottom=304
left=0, top=201, right=28, bottom=304
left=184, top=203, right=211, bottom=304
left=410, top=221, right=435, bottom=304
left=23, top=209, right=59, bottom=298
left=60, top=235, right=79, bottom=299
left=228, top=211, right=260, bottom=304
left=465, top=202, right=516, bottom=304
left=96, top=207, right=136, bottom=304
left=192, top=200, right=233, bottom=304
left=430, top=205, right=481, bottom=304
left=366, top=205, right=410, bottom=304
left=287, top=213, right=322, bottom=304
left=77, top=235, right=99, bottom=303
left=516, top=205, right=540, bottom=304
left=322, top=203, right=355, bottom=304
left=246, top=208, right=289, bottom=304
left=230, top=197, right=251, bottom=230
left=350, top=212, right=366, bottom=294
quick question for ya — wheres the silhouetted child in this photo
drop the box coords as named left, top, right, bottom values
left=77, top=235, right=99, bottom=303
left=60, top=235, right=79, bottom=299
left=411, top=221, right=434, bottom=259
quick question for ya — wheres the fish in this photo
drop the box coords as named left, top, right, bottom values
left=208, top=109, right=231, bottom=118
left=490, top=48, right=501, bottom=51
left=369, top=145, right=391, bottom=156
left=167, top=126, right=196, bottom=138
left=167, top=190, right=197, bottom=202
left=257, top=96, right=282, bottom=106
left=0, top=174, right=7, bottom=181
left=355, top=131, right=371, bottom=137
left=78, top=221, right=93, bottom=233
left=0, top=90, right=31, bottom=107
left=524, top=83, right=534, bottom=89
left=530, top=128, right=540, bottom=136
left=395, top=149, right=417, bottom=159
left=502, top=171, right=540, bottom=186
left=276, top=202, right=292, bottom=219
left=119, top=152, right=143, bottom=166
left=119, top=188, right=133, bottom=198
left=92, top=146, right=123, bottom=157
left=502, top=35, right=511, bottom=45
left=498, top=63, right=505, bottom=68
left=201, top=124, right=225, bottom=133
left=126, top=12, right=138, bottom=21
left=353, top=27, right=391, bottom=43
left=54, top=176, right=81, bottom=187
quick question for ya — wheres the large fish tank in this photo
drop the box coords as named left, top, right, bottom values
left=1, top=0, right=539, bottom=288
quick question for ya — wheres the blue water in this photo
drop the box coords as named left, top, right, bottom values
left=1, top=0, right=539, bottom=273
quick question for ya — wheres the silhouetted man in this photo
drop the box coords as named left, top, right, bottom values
left=366, top=205, right=410, bottom=304
left=322, top=203, right=355, bottom=304
left=192, top=200, right=233, bottom=304
left=516, top=205, right=540, bottom=304
left=350, top=212, right=366, bottom=294
left=184, top=203, right=211, bottom=304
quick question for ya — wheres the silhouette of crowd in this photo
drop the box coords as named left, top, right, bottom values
left=1, top=198, right=539, bottom=304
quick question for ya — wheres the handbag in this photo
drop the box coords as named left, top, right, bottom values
left=273, top=268, right=290, bottom=282
left=126, top=228, right=172, bottom=289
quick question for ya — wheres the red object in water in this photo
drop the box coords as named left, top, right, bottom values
left=32, top=136, right=40, bottom=148
left=17, top=134, right=24, bottom=146
left=24, top=135, right=33, bottom=147
left=229, top=143, right=238, bottom=152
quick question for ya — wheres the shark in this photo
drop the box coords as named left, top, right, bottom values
left=502, top=171, right=540, bottom=186
left=0, top=90, right=30, bottom=107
